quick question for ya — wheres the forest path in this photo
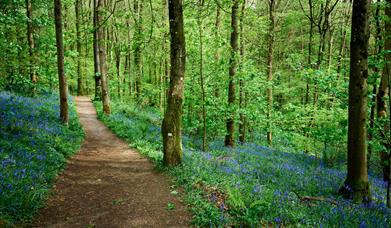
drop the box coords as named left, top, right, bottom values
left=32, top=97, right=190, bottom=228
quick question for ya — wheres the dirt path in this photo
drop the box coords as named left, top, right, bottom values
left=33, top=97, right=191, bottom=227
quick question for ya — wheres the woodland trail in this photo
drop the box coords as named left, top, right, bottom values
left=32, top=97, right=190, bottom=228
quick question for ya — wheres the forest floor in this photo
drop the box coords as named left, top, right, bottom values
left=32, top=97, right=190, bottom=227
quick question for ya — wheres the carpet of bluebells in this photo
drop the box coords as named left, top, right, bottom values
left=0, top=91, right=83, bottom=224
left=96, top=101, right=391, bottom=227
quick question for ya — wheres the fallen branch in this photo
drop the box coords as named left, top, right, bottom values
left=292, top=190, right=337, bottom=205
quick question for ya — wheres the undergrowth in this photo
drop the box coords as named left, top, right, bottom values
left=95, top=100, right=391, bottom=227
left=0, top=91, right=84, bottom=225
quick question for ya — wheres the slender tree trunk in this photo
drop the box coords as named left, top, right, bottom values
left=114, top=30, right=121, bottom=99
left=54, top=0, right=69, bottom=125
left=327, top=29, right=334, bottom=73
left=368, top=0, right=383, bottom=169
left=75, top=0, right=83, bottom=95
left=213, top=4, right=221, bottom=98
left=26, top=0, right=37, bottom=85
left=134, top=0, right=143, bottom=100
left=225, top=0, right=239, bottom=147
left=336, top=2, right=351, bottom=77
left=267, top=0, right=276, bottom=147
left=123, top=52, right=129, bottom=96
left=162, top=0, right=186, bottom=166
left=239, top=0, right=246, bottom=144
left=197, top=0, right=207, bottom=151
left=339, top=0, right=371, bottom=203
left=97, top=0, right=111, bottom=114
left=116, top=47, right=121, bottom=99
left=337, top=29, right=347, bottom=76
left=93, top=0, right=102, bottom=100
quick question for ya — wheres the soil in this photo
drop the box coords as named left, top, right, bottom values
left=32, top=97, right=191, bottom=228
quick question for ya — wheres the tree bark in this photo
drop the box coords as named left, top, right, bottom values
left=134, top=0, right=143, bottom=100
left=162, top=0, right=186, bottom=166
left=26, top=0, right=37, bottom=85
left=239, top=0, right=246, bottom=144
left=97, top=0, right=111, bottom=114
left=75, top=0, right=83, bottom=95
left=54, top=0, right=69, bottom=125
left=197, top=0, right=207, bottom=151
left=225, top=0, right=239, bottom=147
left=339, top=0, right=371, bottom=203
left=93, top=0, right=102, bottom=100
left=267, top=0, right=276, bottom=147
left=368, top=0, right=382, bottom=170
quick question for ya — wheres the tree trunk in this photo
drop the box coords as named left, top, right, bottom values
left=225, top=0, right=239, bottom=147
left=162, top=0, right=186, bottom=166
left=123, top=52, right=129, bottom=96
left=26, top=0, right=37, bottom=85
left=114, top=30, right=121, bottom=99
left=75, top=0, right=83, bottom=96
left=336, top=2, right=351, bottom=77
left=93, top=0, right=102, bottom=100
left=54, top=0, right=69, bottom=125
left=134, top=0, right=143, bottom=100
left=97, top=0, right=111, bottom=114
left=368, top=0, right=383, bottom=169
left=267, top=0, right=276, bottom=147
left=339, top=0, right=371, bottom=203
left=197, top=0, right=207, bottom=151
left=239, top=0, right=246, bottom=144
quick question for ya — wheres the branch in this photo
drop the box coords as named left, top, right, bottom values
left=292, top=190, right=337, bottom=205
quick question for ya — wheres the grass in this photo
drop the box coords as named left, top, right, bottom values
left=0, top=91, right=84, bottom=225
left=95, top=100, right=391, bottom=227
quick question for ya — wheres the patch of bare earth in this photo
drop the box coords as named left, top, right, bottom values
left=32, top=97, right=191, bottom=228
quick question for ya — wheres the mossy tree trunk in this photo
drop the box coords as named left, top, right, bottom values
left=225, top=0, right=239, bottom=147
left=339, top=0, right=371, bottom=203
left=162, top=0, right=186, bottom=166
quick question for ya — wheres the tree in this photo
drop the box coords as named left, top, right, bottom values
left=75, top=0, right=83, bottom=96
left=225, top=0, right=239, bottom=147
left=26, top=0, right=36, bottom=85
left=197, top=0, right=207, bottom=151
left=238, top=0, right=246, bottom=144
left=339, top=0, right=371, bottom=202
left=93, top=0, right=102, bottom=100
left=133, top=0, right=143, bottom=100
left=54, top=0, right=68, bottom=125
left=161, top=0, right=186, bottom=166
left=97, top=0, right=111, bottom=114
left=267, top=0, right=276, bottom=147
